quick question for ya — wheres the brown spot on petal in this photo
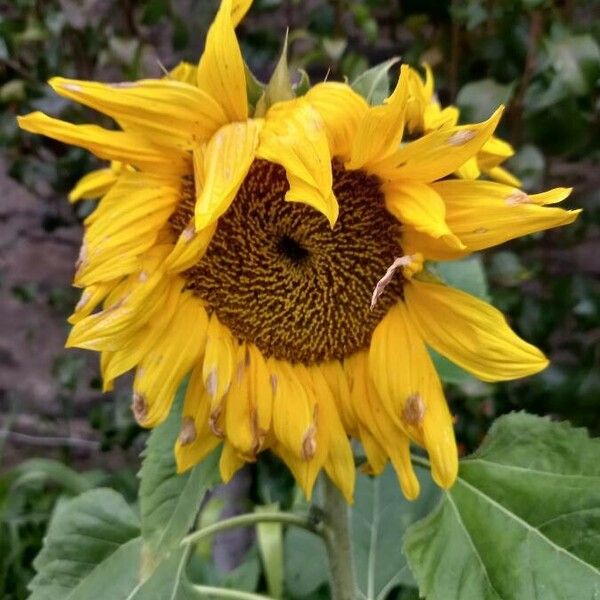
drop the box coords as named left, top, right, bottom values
left=403, top=393, right=426, bottom=426
left=250, top=408, right=267, bottom=458
left=505, top=190, right=531, bottom=206
left=301, top=404, right=319, bottom=460
left=205, top=367, right=218, bottom=398
left=208, top=405, right=224, bottom=437
left=75, top=242, right=87, bottom=274
left=270, top=374, right=278, bottom=395
left=301, top=424, right=317, bottom=460
left=75, top=290, right=90, bottom=311
left=132, top=392, right=148, bottom=424
left=448, top=130, right=476, bottom=146
left=178, top=416, right=197, bottom=446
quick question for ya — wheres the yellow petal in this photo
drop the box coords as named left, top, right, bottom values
left=164, top=222, right=217, bottom=273
left=224, top=345, right=256, bottom=458
left=484, top=165, right=521, bottom=187
left=406, top=279, right=549, bottom=382
left=377, top=107, right=504, bottom=182
left=432, top=179, right=580, bottom=252
left=368, top=302, right=458, bottom=489
left=477, top=135, right=514, bottom=169
left=454, top=156, right=480, bottom=180
left=195, top=119, right=262, bottom=230
left=321, top=360, right=357, bottom=436
left=402, top=227, right=468, bottom=262
left=168, top=61, right=198, bottom=85
left=346, top=64, right=410, bottom=171
left=310, top=367, right=354, bottom=503
left=423, top=104, right=459, bottom=131
left=17, top=112, right=184, bottom=173
left=77, top=172, right=179, bottom=286
left=220, top=442, right=246, bottom=482
left=67, top=267, right=169, bottom=351
left=197, top=0, right=248, bottom=122
left=348, top=351, right=422, bottom=498
left=68, top=280, right=117, bottom=324
left=271, top=361, right=318, bottom=460
left=202, top=313, right=237, bottom=426
left=230, top=0, right=253, bottom=26
left=132, top=292, right=208, bottom=427
left=257, top=99, right=338, bottom=227
left=305, top=82, right=368, bottom=158
left=101, top=281, right=183, bottom=385
left=68, top=166, right=117, bottom=202
left=49, top=77, right=227, bottom=150
left=175, top=364, right=221, bottom=473
left=383, top=180, right=464, bottom=249
left=247, top=344, right=273, bottom=446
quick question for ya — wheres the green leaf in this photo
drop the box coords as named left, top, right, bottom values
left=139, top=386, right=221, bottom=574
left=545, top=33, right=600, bottom=96
left=284, top=520, right=328, bottom=597
left=432, top=255, right=489, bottom=301
left=352, top=465, right=440, bottom=600
left=351, top=57, right=400, bottom=105
left=506, top=144, right=545, bottom=191
left=404, top=413, right=600, bottom=600
left=28, top=488, right=140, bottom=600
left=294, top=69, right=311, bottom=97
left=456, top=79, right=515, bottom=123
left=7, top=458, right=94, bottom=496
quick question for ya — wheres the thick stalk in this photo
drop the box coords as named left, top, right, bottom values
left=322, top=475, right=356, bottom=600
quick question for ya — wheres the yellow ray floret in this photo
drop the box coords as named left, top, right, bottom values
left=194, top=119, right=262, bottom=230
left=49, top=77, right=227, bottom=151
left=257, top=99, right=338, bottom=227
left=405, top=279, right=549, bottom=381
left=197, top=0, right=248, bottom=123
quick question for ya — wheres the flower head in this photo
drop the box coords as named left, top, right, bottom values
left=17, top=0, right=579, bottom=501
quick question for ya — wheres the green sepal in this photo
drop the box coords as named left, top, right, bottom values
left=351, top=56, right=401, bottom=105
left=254, top=30, right=295, bottom=117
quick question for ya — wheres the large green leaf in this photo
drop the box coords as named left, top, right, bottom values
left=139, top=387, right=221, bottom=573
left=28, top=486, right=200, bottom=600
left=28, top=488, right=140, bottom=600
left=284, top=524, right=328, bottom=597
left=352, top=466, right=440, bottom=600
left=404, top=413, right=600, bottom=600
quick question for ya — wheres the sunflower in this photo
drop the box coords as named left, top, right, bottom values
left=17, top=0, right=580, bottom=502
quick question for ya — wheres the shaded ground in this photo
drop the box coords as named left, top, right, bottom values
left=0, top=159, right=138, bottom=470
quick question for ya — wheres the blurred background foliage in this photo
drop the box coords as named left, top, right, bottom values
left=0, top=0, right=599, bottom=598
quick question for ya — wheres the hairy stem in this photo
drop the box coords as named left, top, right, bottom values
left=322, top=476, right=356, bottom=600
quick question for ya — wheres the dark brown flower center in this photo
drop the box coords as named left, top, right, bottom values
left=169, top=159, right=405, bottom=364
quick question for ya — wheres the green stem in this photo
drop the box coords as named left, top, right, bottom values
left=322, top=475, right=356, bottom=600
left=180, top=511, right=323, bottom=547
left=190, top=584, right=275, bottom=600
